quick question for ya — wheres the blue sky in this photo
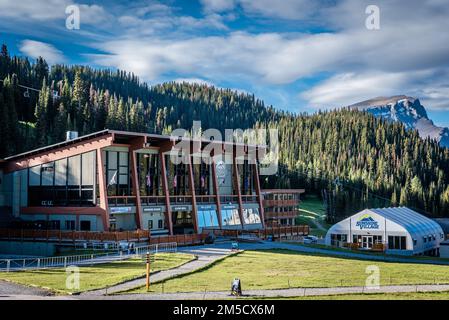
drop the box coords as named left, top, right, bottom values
left=1, top=0, right=449, bottom=127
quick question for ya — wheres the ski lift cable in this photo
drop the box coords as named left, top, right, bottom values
left=0, top=79, right=41, bottom=92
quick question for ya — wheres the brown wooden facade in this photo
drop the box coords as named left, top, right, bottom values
left=262, top=189, right=305, bottom=226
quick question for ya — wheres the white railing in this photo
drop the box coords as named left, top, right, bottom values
left=0, top=242, right=177, bottom=272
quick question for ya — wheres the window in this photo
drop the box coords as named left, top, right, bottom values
left=331, top=234, right=347, bottom=246
left=80, top=220, right=91, bottom=231
left=221, top=209, right=241, bottom=226
left=388, top=236, right=407, bottom=250
left=28, top=151, right=96, bottom=207
left=158, top=219, right=164, bottom=229
left=48, top=220, right=60, bottom=230
left=353, top=235, right=362, bottom=243
left=243, top=208, right=261, bottom=225
left=106, top=151, right=130, bottom=196
left=65, top=220, right=75, bottom=231
left=423, top=236, right=427, bottom=243
left=148, top=220, right=153, bottom=230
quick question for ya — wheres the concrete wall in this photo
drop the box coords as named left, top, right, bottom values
left=0, top=241, right=56, bottom=256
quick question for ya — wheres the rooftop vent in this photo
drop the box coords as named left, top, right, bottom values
left=66, top=131, right=79, bottom=141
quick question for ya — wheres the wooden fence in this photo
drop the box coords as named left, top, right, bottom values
left=204, top=225, right=310, bottom=239
left=0, top=228, right=150, bottom=243
left=149, top=234, right=208, bottom=246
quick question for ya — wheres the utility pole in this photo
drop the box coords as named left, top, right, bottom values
left=146, top=251, right=150, bottom=292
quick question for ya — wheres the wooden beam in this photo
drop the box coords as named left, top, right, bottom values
left=187, top=157, right=199, bottom=234
left=4, top=134, right=114, bottom=173
left=96, top=148, right=110, bottom=231
left=129, top=137, right=146, bottom=230
left=211, top=158, right=222, bottom=229
left=232, top=160, right=245, bottom=229
left=160, top=152, right=173, bottom=235
left=253, top=160, right=265, bottom=228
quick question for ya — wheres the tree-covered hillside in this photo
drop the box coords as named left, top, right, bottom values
left=1, top=44, right=448, bottom=217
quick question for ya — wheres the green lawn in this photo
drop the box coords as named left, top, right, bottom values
left=296, top=195, right=329, bottom=237
left=0, top=252, right=194, bottom=294
left=127, top=250, right=449, bottom=294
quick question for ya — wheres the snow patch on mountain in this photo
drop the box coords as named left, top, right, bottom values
left=348, top=95, right=449, bottom=148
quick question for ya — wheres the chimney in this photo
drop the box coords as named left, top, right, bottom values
left=66, top=131, right=79, bottom=141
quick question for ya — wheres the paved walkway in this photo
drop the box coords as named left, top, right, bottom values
left=4, top=283, right=449, bottom=300
left=103, top=283, right=449, bottom=300
left=81, top=246, right=233, bottom=296
left=0, top=280, right=52, bottom=297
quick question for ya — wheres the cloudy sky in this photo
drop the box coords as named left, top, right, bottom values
left=1, top=0, right=449, bottom=126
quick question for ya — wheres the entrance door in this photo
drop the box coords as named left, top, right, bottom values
left=362, top=236, right=373, bottom=249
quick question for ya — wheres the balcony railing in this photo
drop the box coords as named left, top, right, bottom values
left=195, top=195, right=217, bottom=203
left=107, top=196, right=137, bottom=206
left=107, top=194, right=259, bottom=207
left=263, top=199, right=299, bottom=207
left=264, top=210, right=298, bottom=219
left=169, top=195, right=192, bottom=204
left=140, top=196, right=166, bottom=206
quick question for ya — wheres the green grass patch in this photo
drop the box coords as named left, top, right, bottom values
left=0, top=252, right=194, bottom=294
left=127, top=250, right=449, bottom=294
left=296, top=195, right=329, bottom=236
left=273, top=291, right=449, bottom=300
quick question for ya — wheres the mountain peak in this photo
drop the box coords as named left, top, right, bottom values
left=348, top=96, right=448, bottom=148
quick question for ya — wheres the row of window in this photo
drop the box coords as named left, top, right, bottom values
left=264, top=194, right=300, bottom=201
left=147, top=219, right=164, bottom=230
left=22, top=220, right=92, bottom=231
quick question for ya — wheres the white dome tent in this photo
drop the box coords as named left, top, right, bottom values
left=324, top=207, right=444, bottom=256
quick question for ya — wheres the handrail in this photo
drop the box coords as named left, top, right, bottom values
left=0, top=242, right=177, bottom=272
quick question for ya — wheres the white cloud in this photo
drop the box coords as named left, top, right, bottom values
left=0, top=0, right=110, bottom=25
left=200, top=0, right=236, bottom=13
left=19, top=40, right=65, bottom=65
left=239, top=0, right=319, bottom=20
left=301, top=72, right=410, bottom=108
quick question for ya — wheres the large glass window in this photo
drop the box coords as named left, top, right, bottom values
left=197, top=210, right=219, bottom=228
left=242, top=208, right=261, bottom=225
left=194, top=162, right=211, bottom=195
left=138, top=153, right=162, bottom=196
left=221, top=209, right=241, bottom=226
left=28, top=151, right=96, bottom=207
left=106, top=151, right=130, bottom=196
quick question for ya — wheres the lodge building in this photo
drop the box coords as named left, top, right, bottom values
left=0, top=130, right=270, bottom=235
left=262, top=189, right=304, bottom=226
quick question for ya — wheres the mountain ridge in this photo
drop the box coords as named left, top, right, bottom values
left=348, top=96, right=449, bottom=148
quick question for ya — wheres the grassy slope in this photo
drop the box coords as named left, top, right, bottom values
left=0, top=253, right=194, bottom=294
left=296, top=195, right=330, bottom=237
left=128, top=250, right=449, bottom=294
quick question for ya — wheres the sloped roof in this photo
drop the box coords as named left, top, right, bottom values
left=368, top=207, right=443, bottom=239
